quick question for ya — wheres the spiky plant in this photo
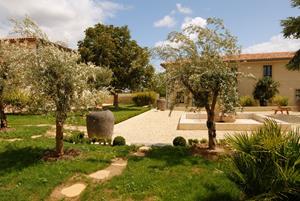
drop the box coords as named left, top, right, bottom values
left=224, top=120, right=300, bottom=201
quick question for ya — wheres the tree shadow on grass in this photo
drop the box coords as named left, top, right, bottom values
left=0, top=144, right=46, bottom=176
left=195, top=182, right=242, bottom=201
left=145, top=146, right=211, bottom=167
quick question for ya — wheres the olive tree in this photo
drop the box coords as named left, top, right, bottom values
left=13, top=17, right=112, bottom=156
left=155, top=18, right=240, bottom=149
left=0, top=40, right=28, bottom=128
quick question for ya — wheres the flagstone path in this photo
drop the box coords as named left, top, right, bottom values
left=48, top=147, right=148, bottom=201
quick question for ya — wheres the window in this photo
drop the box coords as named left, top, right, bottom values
left=263, top=65, right=272, bottom=77
left=296, top=89, right=300, bottom=100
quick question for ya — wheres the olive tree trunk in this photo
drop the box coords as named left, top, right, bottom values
left=55, top=120, right=64, bottom=155
left=0, top=100, right=7, bottom=129
left=206, top=110, right=217, bottom=149
left=205, top=92, right=218, bottom=150
left=55, top=118, right=65, bottom=156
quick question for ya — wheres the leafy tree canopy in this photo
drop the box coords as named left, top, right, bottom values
left=281, top=0, right=300, bottom=70
left=155, top=18, right=240, bottom=149
left=253, top=77, right=279, bottom=106
left=78, top=24, right=154, bottom=91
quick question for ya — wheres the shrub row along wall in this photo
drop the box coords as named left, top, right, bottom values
left=104, top=93, right=159, bottom=105
left=104, top=93, right=135, bottom=105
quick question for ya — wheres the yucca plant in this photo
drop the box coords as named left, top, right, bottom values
left=223, top=120, right=300, bottom=201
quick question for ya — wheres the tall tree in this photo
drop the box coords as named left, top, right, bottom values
left=13, top=17, right=112, bottom=156
left=78, top=24, right=154, bottom=108
left=155, top=18, right=240, bottom=149
left=281, top=0, right=300, bottom=70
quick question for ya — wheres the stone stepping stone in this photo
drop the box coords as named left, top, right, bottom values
left=89, top=170, right=110, bottom=180
left=138, top=146, right=151, bottom=153
left=4, top=138, right=22, bottom=142
left=31, top=135, right=42, bottom=139
left=132, top=152, right=145, bottom=157
left=111, top=162, right=127, bottom=167
left=61, top=183, right=86, bottom=197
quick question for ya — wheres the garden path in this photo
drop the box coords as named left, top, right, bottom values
left=48, top=147, right=148, bottom=201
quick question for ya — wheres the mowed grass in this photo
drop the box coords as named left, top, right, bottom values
left=6, top=104, right=150, bottom=127
left=81, top=146, right=242, bottom=201
left=1, top=105, right=241, bottom=201
left=0, top=126, right=50, bottom=139
left=0, top=138, right=134, bottom=201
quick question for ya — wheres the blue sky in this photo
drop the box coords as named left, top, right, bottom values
left=106, top=0, right=299, bottom=50
left=0, top=0, right=299, bottom=71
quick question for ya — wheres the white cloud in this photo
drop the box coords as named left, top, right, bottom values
left=176, top=3, right=192, bottom=15
left=243, top=35, right=300, bottom=53
left=154, top=40, right=183, bottom=48
left=0, top=0, right=127, bottom=48
left=155, top=16, right=207, bottom=48
left=181, top=17, right=207, bottom=30
left=154, top=15, right=176, bottom=28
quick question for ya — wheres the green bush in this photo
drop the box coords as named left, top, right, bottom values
left=113, top=136, right=126, bottom=146
left=132, top=91, right=157, bottom=106
left=253, top=77, right=279, bottom=106
left=64, top=131, right=86, bottom=144
left=224, top=120, right=300, bottom=200
left=272, top=95, right=289, bottom=106
left=200, top=138, right=208, bottom=144
left=239, top=96, right=256, bottom=106
left=4, top=90, right=30, bottom=112
left=188, top=139, right=199, bottom=146
left=173, top=136, right=187, bottom=147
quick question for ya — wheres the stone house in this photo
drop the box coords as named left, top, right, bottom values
left=162, top=51, right=300, bottom=106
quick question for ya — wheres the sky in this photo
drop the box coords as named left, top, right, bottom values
left=0, top=0, right=299, bottom=71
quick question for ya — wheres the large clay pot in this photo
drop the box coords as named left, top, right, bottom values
left=86, top=110, right=114, bottom=139
left=157, top=98, right=166, bottom=111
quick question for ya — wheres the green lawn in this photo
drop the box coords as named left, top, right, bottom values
left=0, top=105, right=242, bottom=201
left=81, top=146, right=242, bottom=201
left=0, top=126, right=50, bottom=139
left=0, top=138, right=134, bottom=201
left=7, top=104, right=150, bottom=126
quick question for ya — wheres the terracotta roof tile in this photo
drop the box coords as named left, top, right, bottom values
left=225, top=52, right=295, bottom=62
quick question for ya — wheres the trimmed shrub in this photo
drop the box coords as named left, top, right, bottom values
left=188, top=139, right=199, bottom=146
left=132, top=91, right=157, bottom=106
left=64, top=131, right=86, bottom=144
left=113, top=136, right=126, bottom=146
left=272, top=95, right=289, bottom=106
left=239, top=96, right=256, bottom=107
left=173, top=136, right=187, bottom=147
left=200, top=138, right=208, bottom=144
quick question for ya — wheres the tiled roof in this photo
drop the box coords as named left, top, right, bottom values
left=0, top=36, right=74, bottom=52
left=225, top=52, right=295, bottom=62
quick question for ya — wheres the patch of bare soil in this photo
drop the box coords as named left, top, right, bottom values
left=42, top=149, right=81, bottom=162
left=190, top=144, right=231, bottom=160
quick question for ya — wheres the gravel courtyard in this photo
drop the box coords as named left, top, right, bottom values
left=113, top=109, right=237, bottom=145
